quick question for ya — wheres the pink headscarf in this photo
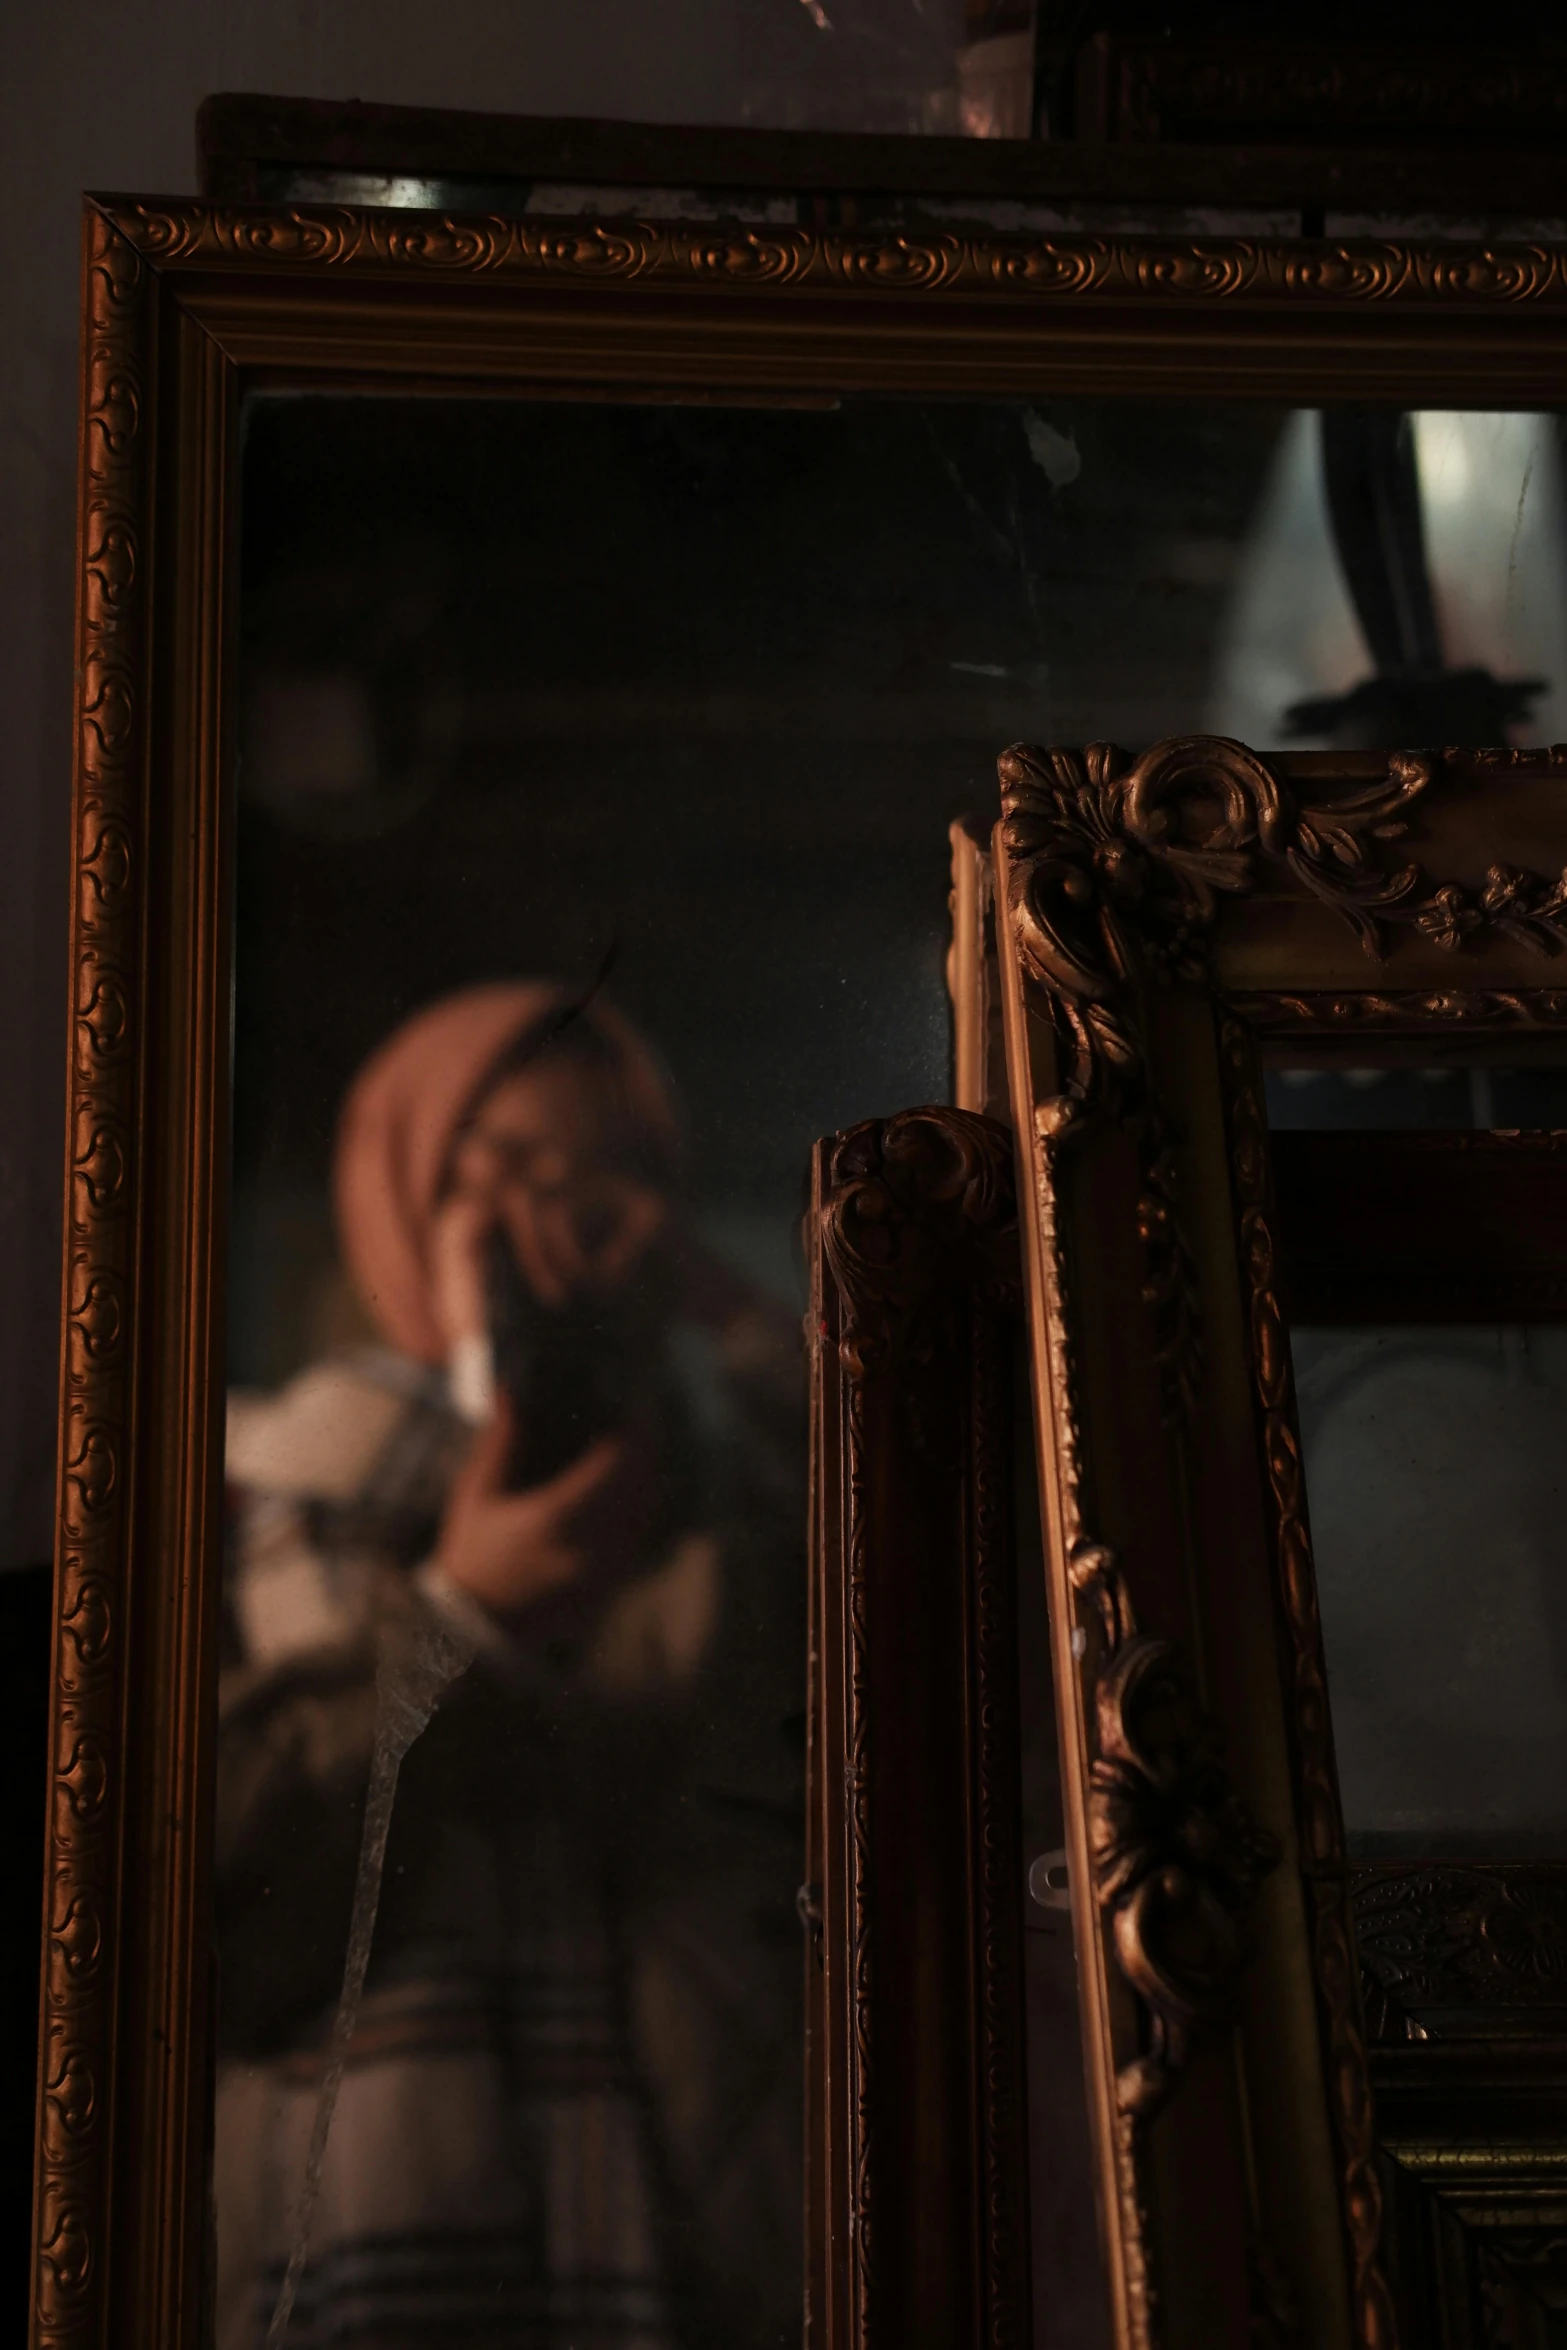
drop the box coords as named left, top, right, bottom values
left=333, top=982, right=680, bottom=1364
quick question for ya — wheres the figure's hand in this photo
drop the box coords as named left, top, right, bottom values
left=433, top=1399, right=625, bottom=1617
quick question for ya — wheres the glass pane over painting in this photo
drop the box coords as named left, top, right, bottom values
left=217, top=391, right=1566, bottom=2348
left=1294, top=1325, right=1567, bottom=1858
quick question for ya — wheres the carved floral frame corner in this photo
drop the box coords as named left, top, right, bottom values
left=996, top=732, right=1567, bottom=2349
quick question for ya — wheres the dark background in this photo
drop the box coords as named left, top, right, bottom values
left=230, top=392, right=1281, bottom=1379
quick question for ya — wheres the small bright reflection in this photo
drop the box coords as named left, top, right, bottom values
left=1419, top=413, right=1567, bottom=701
left=1207, top=410, right=1567, bottom=747
left=1417, top=413, right=1476, bottom=508
left=283, top=172, right=450, bottom=209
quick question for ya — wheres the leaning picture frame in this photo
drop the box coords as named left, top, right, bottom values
left=39, top=129, right=1567, bottom=2350
left=805, top=1106, right=1024, bottom=2349
left=994, top=737, right=1567, bottom=2350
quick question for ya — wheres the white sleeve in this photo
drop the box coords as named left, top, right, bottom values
left=232, top=1495, right=371, bottom=1670
left=446, top=1332, right=497, bottom=1426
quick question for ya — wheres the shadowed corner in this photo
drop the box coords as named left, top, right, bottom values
left=0, top=1561, right=51, bottom=2345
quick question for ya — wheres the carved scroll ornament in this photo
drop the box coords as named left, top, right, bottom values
left=1070, top=1539, right=1279, bottom=2121
left=995, top=743, right=1439, bottom=2343
left=1354, top=1864, right=1567, bottom=2043
left=1000, top=736, right=1567, bottom=1131
left=999, top=736, right=1567, bottom=1424
left=820, top=1106, right=1019, bottom=1379
left=1024, top=1066, right=1281, bottom=2346
left=97, top=198, right=1567, bottom=315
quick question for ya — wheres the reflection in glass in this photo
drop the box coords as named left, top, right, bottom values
left=218, top=990, right=806, bottom=2349
left=1208, top=410, right=1567, bottom=747
left=1294, top=1325, right=1567, bottom=1857
left=216, top=391, right=1565, bottom=2346
left=220, top=388, right=1267, bottom=2350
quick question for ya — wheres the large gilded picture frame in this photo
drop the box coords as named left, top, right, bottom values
left=994, top=738, right=1567, bottom=2350
left=42, top=168, right=1567, bottom=2350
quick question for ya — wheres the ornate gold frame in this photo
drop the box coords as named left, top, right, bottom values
left=994, top=740, right=1567, bottom=2350
left=43, top=181, right=1567, bottom=2349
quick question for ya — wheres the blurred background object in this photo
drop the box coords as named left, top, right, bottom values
left=959, top=0, right=1037, bottom=138
left=1209, top=411, right=1567, bottom=749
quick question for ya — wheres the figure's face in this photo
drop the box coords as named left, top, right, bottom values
left=446, top=1053, right=669, bottom=1308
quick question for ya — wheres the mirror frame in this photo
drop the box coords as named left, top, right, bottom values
left=994, top=738, right=1567, bottom=2350
left=40, top=176, right=1567, bottom=2349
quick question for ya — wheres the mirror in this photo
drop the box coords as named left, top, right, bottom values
left=216, top=388, right=1280, bottom=2345
left=1294, top=1323, right=1567, bottom=1858
left=217, top=393, right=1567, bottom=2341
left=53, top=170, right=1567, bottom=2350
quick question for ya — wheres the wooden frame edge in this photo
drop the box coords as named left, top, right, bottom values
left=808, top=1109, right=1027, bottom=2350
left=85, top=196, right=1567, bottom=317
left=35, top=200, right=157, bottom=2350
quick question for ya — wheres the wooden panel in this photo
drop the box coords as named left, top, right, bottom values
left=195, top=91, right=1567, bottom=217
